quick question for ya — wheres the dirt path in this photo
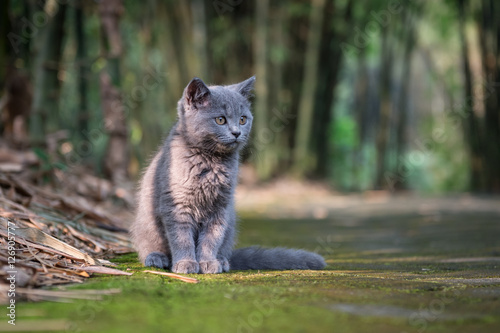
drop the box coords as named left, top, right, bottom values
left=235, top=179, right=500, bottom=219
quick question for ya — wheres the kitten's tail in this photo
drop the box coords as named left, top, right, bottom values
left=229, top=246, right=326, bottom=270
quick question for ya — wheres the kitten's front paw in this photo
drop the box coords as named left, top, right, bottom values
left=217, top=257, right=230, bottom=272
left=172, top=260, right=199, bottom=274
left=199, top=260, right=222, bottom=274
left=145, top=252, right=170, bottom=269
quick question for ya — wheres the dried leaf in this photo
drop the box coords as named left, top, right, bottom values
left=79, top=265, right=133, bottom=276
left=0, top=217, right=97, bottom=265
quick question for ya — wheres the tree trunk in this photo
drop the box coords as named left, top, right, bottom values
left=0, top=0, right=11, bottom=136
left=293, top=0, right=327, bottom=176
left=75, top=0, right=89, bottom=137
left=374, top=26, right=395, bottom=189
left=165, top=2, right=190, bottom=95
left=30, top=2, right=67, bottom=144
left=191, top=0, right=209, bottom=81
left=352, top=48, right=370, bottom=190
left=281, top=7, right=309, bottom=172
left=98, top=0, right=128, bottom=183
left=477, top=0, right=500, bottom=192
left=267, top=2, right=288, bottom=171
left=312, top=0, right=353, bottom=178
left=0, top=0, right=10, bottom=93
left=157, top=2, right=182, bottom=105
left=254, top=0, right=275, bottom=180
left=457, top=0, right=486, bottom=191
left=394, top=9, right=417, bottom=191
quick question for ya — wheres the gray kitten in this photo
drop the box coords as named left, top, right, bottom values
left=130, top=76, right=326, bottom=274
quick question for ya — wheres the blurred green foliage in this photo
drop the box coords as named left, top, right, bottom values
left=2, top=0, right=498, bottom=193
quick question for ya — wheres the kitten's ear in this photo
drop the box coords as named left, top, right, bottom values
left=184, top=77, right=211, bottom=108
left=229, top=76, right=256, bottom=99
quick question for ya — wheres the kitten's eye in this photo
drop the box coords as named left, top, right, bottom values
left=239, top=116, right=247, bottom=125
left=215, top=116, right=226, bottom=125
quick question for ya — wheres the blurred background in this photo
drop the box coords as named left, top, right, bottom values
left=1, top=0, right=499, bottom=194
left=2, top=3, right=500, bottom=331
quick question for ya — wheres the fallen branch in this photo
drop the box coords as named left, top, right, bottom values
left=143, top=270, right=199, bottom=284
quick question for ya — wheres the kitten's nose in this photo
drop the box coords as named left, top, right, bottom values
left=231, top=130, right=241, bottom=138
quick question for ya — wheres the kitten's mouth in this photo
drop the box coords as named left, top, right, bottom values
left=211, top=139, right=239, bottom=153
left=223, top=140, right=240, bottom=150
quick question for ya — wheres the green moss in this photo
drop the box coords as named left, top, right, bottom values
left=8, top=213, right=500, bottom=333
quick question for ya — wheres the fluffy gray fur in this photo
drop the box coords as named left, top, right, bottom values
left=129, top=76, right=326, bottom=274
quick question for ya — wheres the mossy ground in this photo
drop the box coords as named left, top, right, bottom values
left=4, top=209, right=500, bottom=333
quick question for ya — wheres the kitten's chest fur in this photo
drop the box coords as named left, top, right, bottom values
left=167, top=134, right=237, bottom=221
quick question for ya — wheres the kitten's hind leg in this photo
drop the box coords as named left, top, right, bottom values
left=130, top=153, right=170, bottom=266
left=217, top=257, right=230, bottom=272
left=216, top=210, right=236, bottom=272
left=145, top=252, right=170, bottom=269
left=216, top=225, right=235, bottom=272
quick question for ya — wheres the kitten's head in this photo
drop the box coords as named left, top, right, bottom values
left=177, top=76, right=255, bottom=154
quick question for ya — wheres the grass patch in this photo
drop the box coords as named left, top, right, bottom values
left=7, top=214, right=500, bottom=332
